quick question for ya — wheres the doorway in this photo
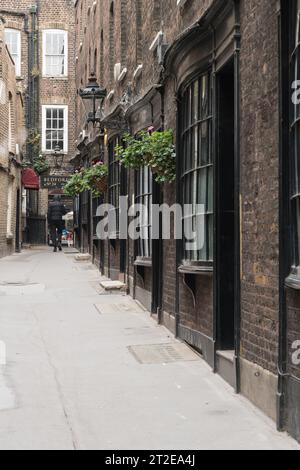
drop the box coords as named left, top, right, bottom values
left=15, top=189, right=21, bottom=252
left=216, top=60, right=236, bottom=354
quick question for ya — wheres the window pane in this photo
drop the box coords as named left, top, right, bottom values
left=187, top=86, right=191, bottom=128
left=45, top=130, right=52, bottom=141
left=192, top=81, right=199, bottom=123
left=207, top=166, right=213, bottom=213
left=192, top=126, right=198, bottom=168
left=197, top=168, right=207, bottom=208
left=201, top=121, right=209, bottom=165
left=201, top=74, right=209, bottom=118
left=208, top=215, right=214, bottom=261
left=295, top=123, right=300, bottom=194
left=186, top=131, right=192, bottom=171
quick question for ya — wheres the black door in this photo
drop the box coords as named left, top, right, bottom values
left=26, top=190, right=47, bottom=245
left=27, top=216, right=47, bottom=245
left=216, top=60, right=236, bottom=351
left=15, top=189, right=21, bottom=252
left=152, top=179, right=162, bottom=315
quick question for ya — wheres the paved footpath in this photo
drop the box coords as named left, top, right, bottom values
left=0, top=248, right=299, bottom=450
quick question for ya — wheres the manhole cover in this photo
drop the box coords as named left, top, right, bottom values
left=0, top=282, right=29, bottom=286
left=74, top=264, right=97, bottom=271
left=128, top=343, right=200, bottom=364
left=0, top=282, right=45, bottom=296
left=95, top=300, right=144, bottom=314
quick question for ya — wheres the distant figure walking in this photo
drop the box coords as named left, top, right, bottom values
left=48, top=195, right=67, bottom=252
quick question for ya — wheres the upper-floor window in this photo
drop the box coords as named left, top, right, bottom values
left=5, top=29, right=21, bottom=77
left=42, top=105, right=68, bottom=153
left=43, top=30, right=68, bottom=77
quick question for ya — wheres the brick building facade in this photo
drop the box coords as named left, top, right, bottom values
left=73, top=0, right=300, bottom=443
left=0, top=17, right=25, bottom=259
left=0, top=0, right=76, bottom=244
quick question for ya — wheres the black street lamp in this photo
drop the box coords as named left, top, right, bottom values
left=79, top=72, right=107, bottom=125
left=53, top=144, right=64, bottom=168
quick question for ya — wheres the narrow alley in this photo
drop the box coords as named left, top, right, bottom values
left=0, top=248, right=298, bottom=451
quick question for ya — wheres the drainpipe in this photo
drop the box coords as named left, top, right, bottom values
left=233, top=0, right=241, bottom=394
left=277, top=0, right=288, bottom=432
left=27, top=4, right=39, bottom=162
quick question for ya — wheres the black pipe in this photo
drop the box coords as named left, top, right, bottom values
left=233, top=0, right=241, bottom=394
left=277, top=0, right=289, bottom=432
left=212, top=26, right=218, bottom=374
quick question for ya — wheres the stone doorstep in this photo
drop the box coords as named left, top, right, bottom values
left=100, top=279, right=126, bottom=291
left=74, top=254, right=92, bottom=262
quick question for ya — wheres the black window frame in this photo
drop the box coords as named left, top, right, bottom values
left=288, top=0, right=300, bottom=274
left=108, top=135, right=121, bottom=237
left=179, top=71, right=214, bottom=266
left=135, top=165, right=153, bottom=261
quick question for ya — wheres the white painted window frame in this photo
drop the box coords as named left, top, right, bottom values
left=42, top=105, right=68, bottom=153
left=42, top=29, right=68, bottom=77
left=4, top=28, right=21, bottom=77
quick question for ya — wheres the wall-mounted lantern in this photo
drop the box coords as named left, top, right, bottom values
left=79, top=72, right=107, bottom=125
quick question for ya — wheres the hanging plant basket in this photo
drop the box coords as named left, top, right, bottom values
left=21, top=154, right=50, bottom=176
left=115, top=130, right=176, bottom=183
left=91, top=175, right=108, bottom=195
left=81, top=162, right=109, bottom=197
left=64, top=172, right=84, bottom=197
left=64, top=164, right=108, bottom=198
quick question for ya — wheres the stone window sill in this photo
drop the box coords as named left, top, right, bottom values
left=178, top=261, right=213, bottom=276
left=285, top=267, right=300, bottom=290
left=134, top=257, right=152, bottom=268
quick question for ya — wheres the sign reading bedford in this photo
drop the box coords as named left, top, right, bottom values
left=40, top=175, right=70, bottom=190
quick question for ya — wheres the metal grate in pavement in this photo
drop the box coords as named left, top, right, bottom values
left=128, top=343, right=200, bottom=364
left=0, top=282, right=45, bottom=295
left=94, top=299, right=145, bottom=314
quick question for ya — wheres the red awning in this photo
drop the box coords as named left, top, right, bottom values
left=22, top=168, right=40, bottom=190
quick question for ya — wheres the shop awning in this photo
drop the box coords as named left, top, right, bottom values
left=21, top=168, right=40, bottom=190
